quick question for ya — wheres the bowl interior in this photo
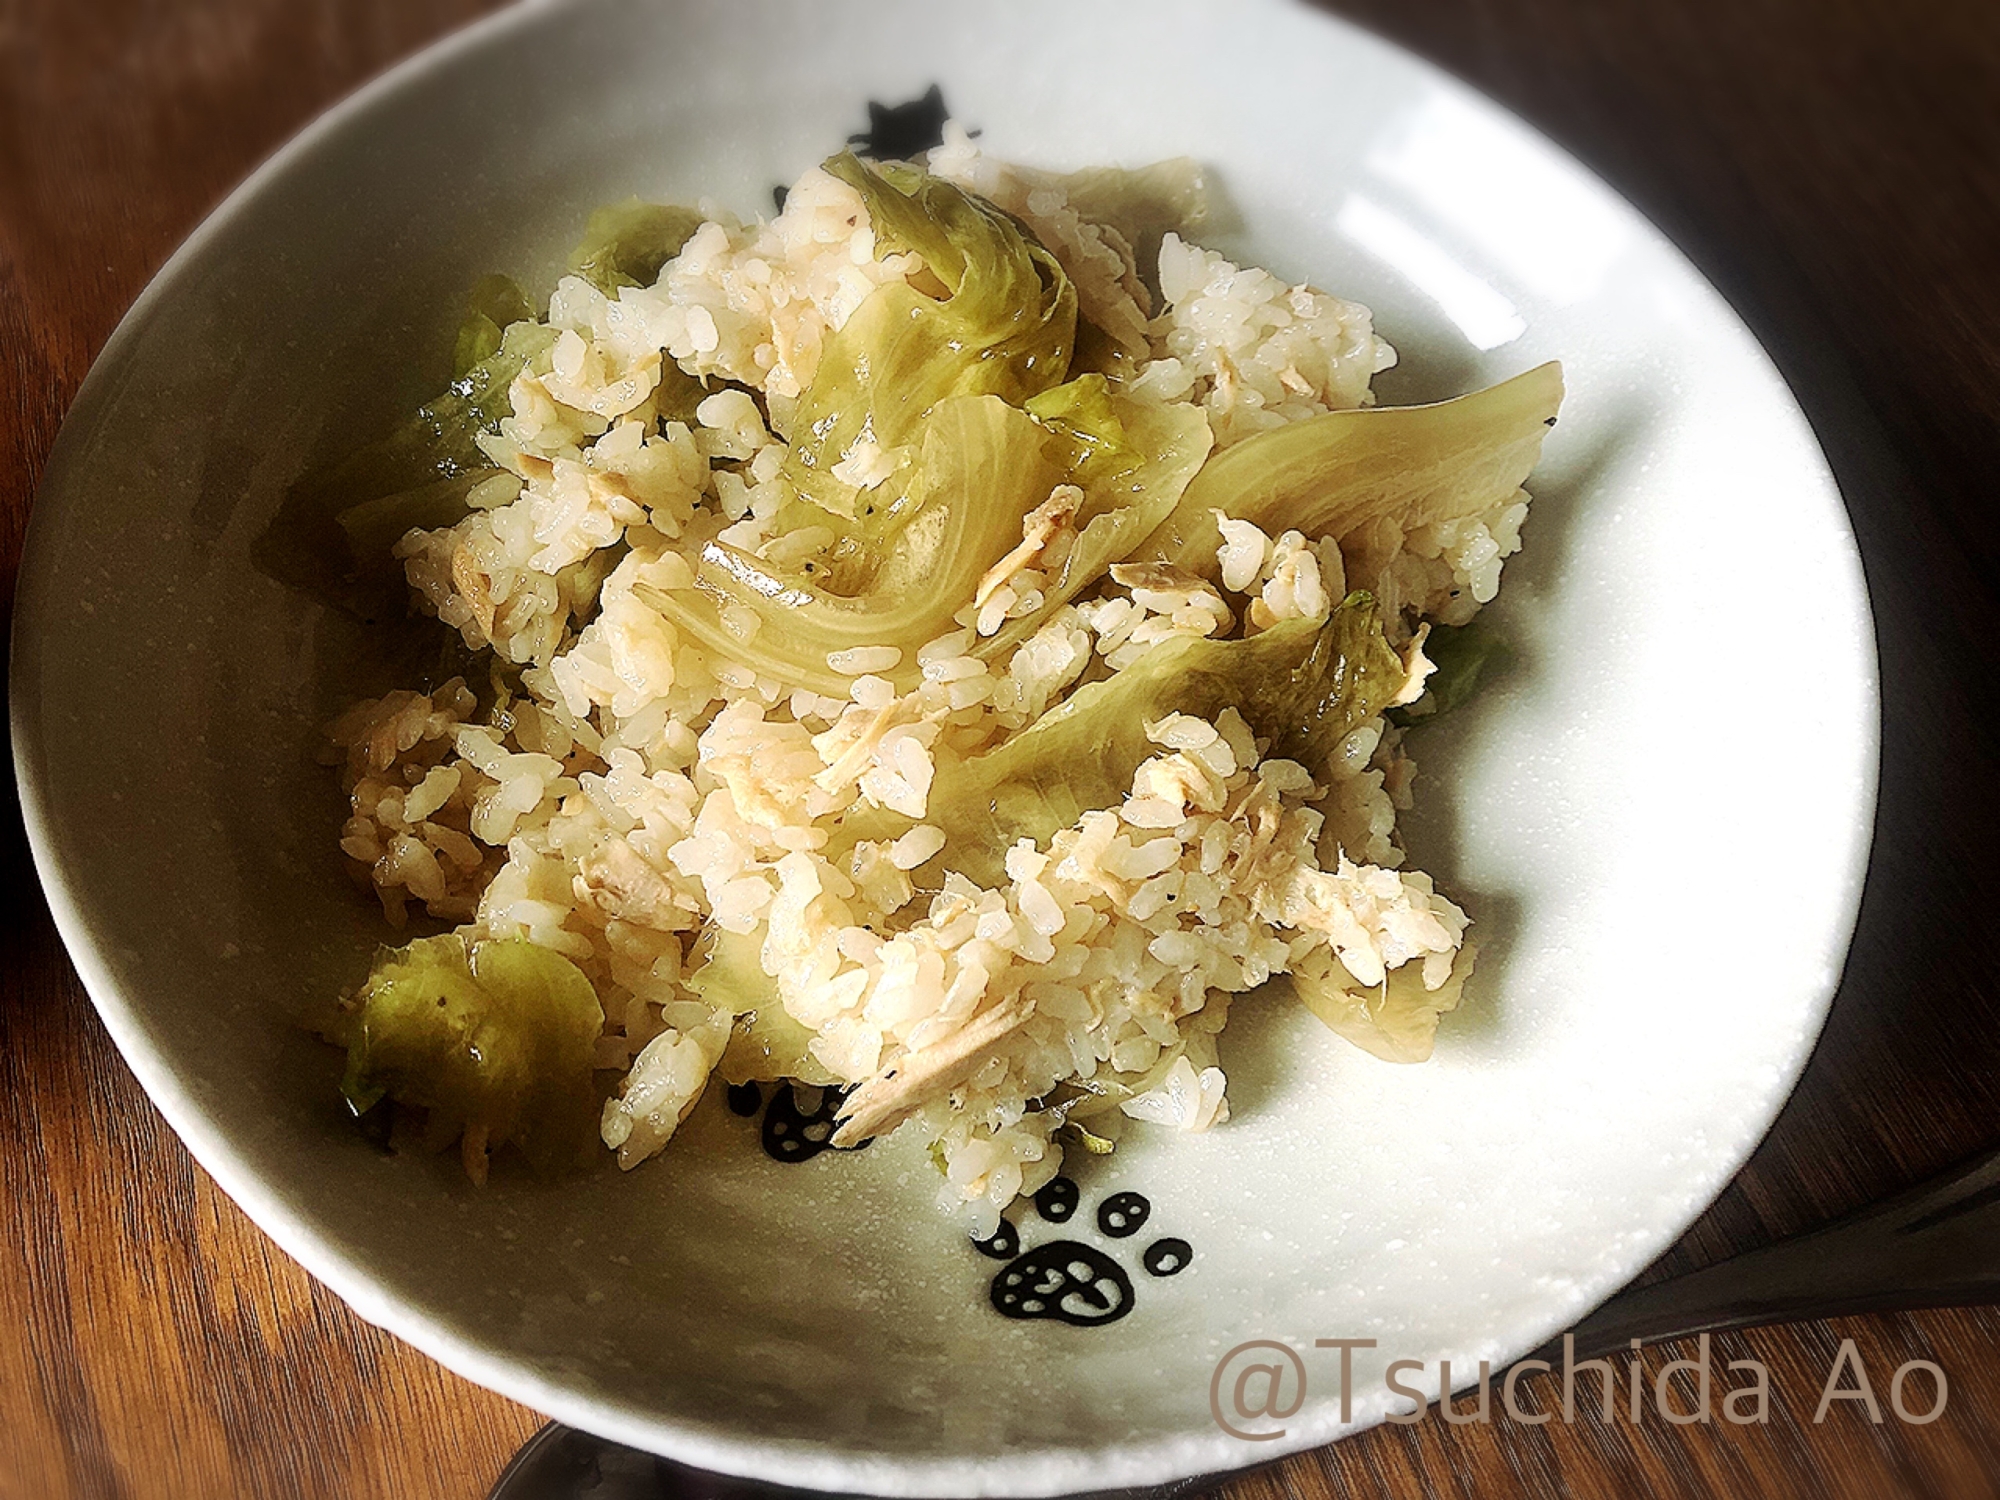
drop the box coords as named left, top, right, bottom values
left=11, top=0, right=1876, bottom=1493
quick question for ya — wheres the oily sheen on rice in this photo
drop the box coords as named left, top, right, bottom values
left=325, top=129, right=1532, bottom=1233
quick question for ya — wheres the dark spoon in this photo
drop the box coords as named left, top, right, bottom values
left=485, top=1426, right=1217, bottom=1500
left=490, top=1139, right=2000, bottom=1498
left=1529, top=1136, right=2000, bottom=1364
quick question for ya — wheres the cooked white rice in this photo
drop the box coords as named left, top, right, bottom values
left=327, top=130, right=1530, bottom=1232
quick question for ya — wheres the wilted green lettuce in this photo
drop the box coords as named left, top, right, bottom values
left=855, top=593, right=1406, bottom=887
left=969, top=391, right=1212, bottom=669
left=451, top=273, right=534, bottom=377
left=323, top=313, right=556, bottom=590
left=1291, top=940, right=1475, bottom=1063
left=1135, top=362, right=1564, bottom=576
left=1055, top=158, right=1217, bottom=301
left=338, top=933, right=604, bottom=1173
left=1025, top=373, right=1141, bottom=485
left=638, top=395, right=1060, bottom=694
left=565, top=198, right=705, bottom=293
left=1054, top=1039, right=1205, bottom=1126
left=1391, top=620, right=1506, bottom=723
left=719, top=1001, right=838, bottom=1089
left=686, top=927, right=841, bottom=1087
left=327, top=474, right=486, bottom=584
left=565, top=198, right=713, bottom=422
left=783, top=152, right=1078, bottom=523
left=256, top=307, right=557, bottom=619
left=322, top=314, right=555, bottom=518
left=268, top=201, right=707, bottom=617
left=637, top=389, right=1210, bottom=696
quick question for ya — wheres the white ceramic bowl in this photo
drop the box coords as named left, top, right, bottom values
left=11, top=0, right=1877, bottom=1493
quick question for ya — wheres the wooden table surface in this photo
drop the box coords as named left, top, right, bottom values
left=5, top=1, right=2000, bottom=1496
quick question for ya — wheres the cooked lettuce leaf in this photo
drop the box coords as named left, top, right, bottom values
left=562, top=199, right=711, bottom=420
left=268, top=202, right=712, bottom=619
left=566, top=198, right=706, bottom=294
left=1054, top=1044, right=1195, bottom=1124
left=452, top=274, right=534, bottom=378
left=1291, top=940, right=1475, bottom=1063
left=1135, top=362, right=1564, bottom=577
left=331, top=472, right=485, bottom=574
left=858, top=593, right=1405, bottom=887
left=688, top=927, right=841, bottom=1087
left=326, top=316, right=555, bottom=579
left=967, top=392, right=1212, bottom=669
left=337, top=933, right=605, bottom=1173
left=1025, top=374, right=1141, bottom=486
left=1259, top=593, right=1414, bottom=762
left=636, top=395, right=1060, bottom=695
left=719, top=1005, right=839, bottom=1089
left=783, top=152, right=1077, bottom=523
left=636, top=390, right=1210, bottom=696
left=311, top=313, right=556, bottom=526
left=1055, top=158, right=1218, bottom=302
left=255, top=312, right=557, bottom=619
left=1390, top=620, right=1506, bottom=723
left=1060, top=1119, right=1119, bottom=1154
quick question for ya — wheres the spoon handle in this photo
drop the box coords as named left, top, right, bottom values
left=486, top=1424, right=1217, bottom=1500
left=1540, top=1141, right=2000, bottom=1363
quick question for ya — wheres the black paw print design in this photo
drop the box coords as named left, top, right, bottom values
left=726, top=1081, right=871, bottom=1163
left=974, top=1178, right=1194, bottom=1327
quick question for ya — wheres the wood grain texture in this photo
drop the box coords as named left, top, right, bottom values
left=3, top=0, right=1999, bottom=1496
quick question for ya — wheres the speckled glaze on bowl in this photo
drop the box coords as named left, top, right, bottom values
left=10, top=0, right=1876, bottom=1493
